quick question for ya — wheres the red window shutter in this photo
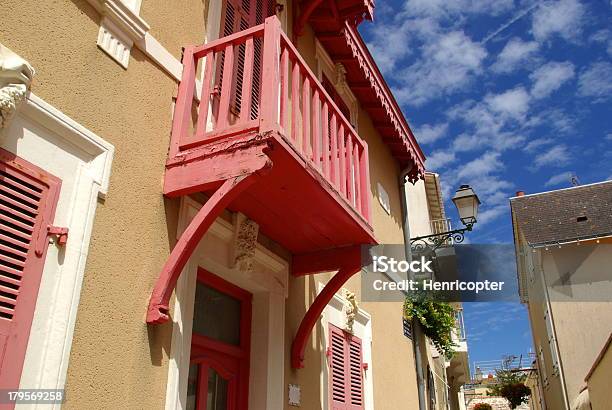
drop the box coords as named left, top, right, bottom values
left=0, top=149, right=61, bottom=390
left=347, top=335, right=364, bottom=409
left=329, top=324, right=364, bottom=410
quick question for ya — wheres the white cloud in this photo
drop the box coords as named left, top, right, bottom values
left=486, top=87, right=530, bottom=119
left=531, top=0, right=585, bottom=42
left=578, top=62, right=612, bottom=100
left=426, top=149, right=456, bottom=170
left=457, top=151, right=502, bottom=180
left=533, top=145, right=571, bottom=168
left=545, top=171, right=574, bottom=186
left=589, top=29, right=612, bottom=57
left=492, top=38, right=539, bottom=74
left=606, top=133, right=612, bottom=141
left=530, top=61, right=575, bottom=99
left=395, top=31, right=487, bottom=106
left=414, top=123, right=449, bottom=144
left=523, top=137, right=554, bottom=153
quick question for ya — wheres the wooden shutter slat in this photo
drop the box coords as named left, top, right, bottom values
left=0, top=184, right=41, bottom=209
left=0, top=203, right=37, bottom=226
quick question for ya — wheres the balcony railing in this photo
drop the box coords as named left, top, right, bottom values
left=169, top=16, right=371, bottom=225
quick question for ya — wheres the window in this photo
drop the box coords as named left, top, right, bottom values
left=329, top=324, right=364, bottom=410
left=0, top=148, right=61, bottom=390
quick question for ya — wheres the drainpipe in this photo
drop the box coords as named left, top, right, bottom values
left=399, top=166, right=427, bottom=410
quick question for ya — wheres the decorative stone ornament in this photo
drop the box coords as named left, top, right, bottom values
left=343, top=289, right=359, bottom=333
left=232, top=213, right=259, bottom=273
left=0, top=43, right=35, bottom=130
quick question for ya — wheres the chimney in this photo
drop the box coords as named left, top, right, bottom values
left=516, top=191, right=525, bottom=197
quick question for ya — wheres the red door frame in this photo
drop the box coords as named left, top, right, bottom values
left=190, top=268, right=252, bottom=410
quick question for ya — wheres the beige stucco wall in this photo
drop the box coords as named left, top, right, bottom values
left=1, top=0, right=205, bottom=408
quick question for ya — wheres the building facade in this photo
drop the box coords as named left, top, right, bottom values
left=0, top=1, right=473, bottom=409
left=510, top=181, right=612, bottom=410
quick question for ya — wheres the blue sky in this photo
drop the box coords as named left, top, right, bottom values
left=360, top=0, right=611, bottom=369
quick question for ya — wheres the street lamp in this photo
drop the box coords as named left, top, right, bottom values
left=410, top=184, right=480, bottom=252
left=451, top=184, right=480, bottom=230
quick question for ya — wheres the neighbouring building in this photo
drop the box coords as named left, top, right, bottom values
left=406, top=172, right=471, bottom=410
left=510, top=181, right=612, bottom=410
left=0, top=0, right=471, bottom=409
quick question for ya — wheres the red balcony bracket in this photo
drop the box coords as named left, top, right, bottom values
left=294, top=0, right=325, bottom=37
left=147, top=173, right=262, bottom=325
left=290, top=245, right=369, bottom=368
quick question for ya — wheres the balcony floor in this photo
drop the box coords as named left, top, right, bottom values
left=165, top=131, right=376, bottom=254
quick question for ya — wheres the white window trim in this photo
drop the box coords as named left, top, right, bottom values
left=314, top=39, right=359, bottom=131
left=164, top=197, right=289, bottom=410
left=318, top=283, right=374, bottom=410
left=1, top=93, right=114, bottom=402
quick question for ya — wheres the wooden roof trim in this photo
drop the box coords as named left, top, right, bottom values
left=342, top=23, right=426, bottom=182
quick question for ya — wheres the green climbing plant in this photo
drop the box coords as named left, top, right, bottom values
left=403, top=295, right=458, bottom=359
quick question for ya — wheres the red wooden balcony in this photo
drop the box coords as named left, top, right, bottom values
left=164, top=16, right=375, bottom=254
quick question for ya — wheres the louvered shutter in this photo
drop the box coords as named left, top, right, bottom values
left=216, top=0, right=278, bottom=120
left=329, top=324, right=364, bottom=410
left=347, top=335, right=363, bottom=409
left=0, top=149, right=61, bottom=390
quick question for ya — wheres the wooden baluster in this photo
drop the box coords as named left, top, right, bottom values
left=322, top=102, right=329, bottom=178
left=338, top=124, right=346, bottom=197
left=280, top=46, right=289, bottom=132
left=194, top=50, right=215, bottom=139
left=346, top=132, right=354, bottom=205
left=260, top=16, right=281, bottom=132
left=359, top=140, right=372, bottom=224
left=312, top=89, right=320, bottom=167
left=292, top=62, right=300, bottom=146
left=302, top=78, right=311, bottom=156
left=170, top=46, right=196, bottom=157
left=330, top=114, right=338, bottom=186
left=353, top=138, right=361, bottom=213
left=217, top=43, right=234, bottom=130
left=239, top=37, right=254, bottom=123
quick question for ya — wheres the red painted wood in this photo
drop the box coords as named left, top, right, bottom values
left=312, top=90, right=321, bottom=168
left=292, top=244, right=362, bottom=276
left=217, top=43, right=235, bottom=130
left=353, top=142, right=361, bottom=214
left=147, top=175, right=259, bottom=324
left=291, top=261, right=362, bottom=369
left=291, top=61, right=301, bottom=144
left=0, top=149, right=61, bottom=395
left=338, top=125, right=346, bottom=197
left=259, top=16, right=281, bottom=133
left=280, top=47, right=289, bottom=132
left=346, top=134, right=354, bottom=206
left=194, top=51, right=215, bottom=139
left=330, top=114, right=338, bottom=186
left=328, top=324, right=364, bottom=410
left=322, top=102, right=330, bottom=177
left=301, top=78, right=311, bottom=156
left=359, top=141, right=371, bottom=224
left=170, top=46, right=196, bottom=157
left=239, top=37, right=255, bottom=123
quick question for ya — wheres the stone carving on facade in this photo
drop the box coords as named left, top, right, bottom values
left=233, top=215, right=259, bottom=273
left=0, top=43, right=35, bottom=130
left=334, top=62, right=347, bottom=88
left=343, top=289, right=359, bottom=333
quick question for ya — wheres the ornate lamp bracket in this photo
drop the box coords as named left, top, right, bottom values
left=410, top=224, right=473, bottom=254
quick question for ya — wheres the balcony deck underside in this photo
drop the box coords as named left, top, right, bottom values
left=164, top=131, right=376, bottom=254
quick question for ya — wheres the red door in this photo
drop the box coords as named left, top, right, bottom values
left=187, top=269, right=251, bottom=410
